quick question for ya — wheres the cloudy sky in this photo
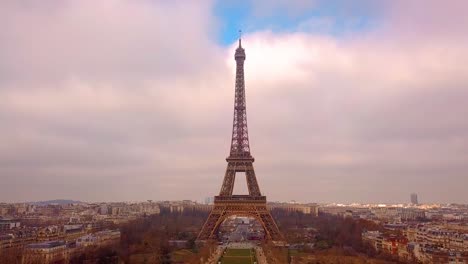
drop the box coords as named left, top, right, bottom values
left=1, top=0, right=467, bottom=204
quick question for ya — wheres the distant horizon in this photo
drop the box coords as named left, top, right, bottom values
left=2, top=198, right=466, bottom=206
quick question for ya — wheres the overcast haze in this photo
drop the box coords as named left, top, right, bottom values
left=1, top=0, right=467, bottom=204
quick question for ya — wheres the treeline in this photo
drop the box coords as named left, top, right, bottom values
left=271, top=210, right=408, bottom=263
left=2, top=210, right=404, bottom=263
left=272, top=210, right=383, bottom=249
left=71, top=210, right=210, bottom=263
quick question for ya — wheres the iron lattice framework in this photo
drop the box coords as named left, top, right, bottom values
left=197, top=38, right=283, bottom=241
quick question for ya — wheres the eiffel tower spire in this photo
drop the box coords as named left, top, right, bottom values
left=230, top=32, right=251, bottom=158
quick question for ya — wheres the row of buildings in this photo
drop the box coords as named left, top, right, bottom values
left=21, top=230, right=121, bottom=264
left=363, top=227, right=468, bottom=263
left=0, top=201, right=161, bottom=219
left=319, top=203, right=468, bottom=222
left=156, top=200, right=320, bottom=215
left=0, top=201, right=161, bottom=263
left=320, top=203, right=468, bottom=263
left=362, top=221, right=468, bottom=263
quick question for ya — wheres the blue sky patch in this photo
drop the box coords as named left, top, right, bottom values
left=213, top=0, right=381, bottom=45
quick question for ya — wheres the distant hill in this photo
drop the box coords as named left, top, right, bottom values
left=29, top=199, right=83, bottom=205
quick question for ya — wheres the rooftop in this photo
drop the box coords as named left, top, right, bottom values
left=26, top=240, right=66, bottom=249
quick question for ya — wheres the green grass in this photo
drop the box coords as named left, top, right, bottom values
left=289, top=249, right=300, bottom=256
left=171, top=249, right=194, bottom=262
left=224, top=249, right=252, bottom=257
left=219, top=248, right=257, bottom=264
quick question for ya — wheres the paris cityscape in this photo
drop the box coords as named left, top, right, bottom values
left=1, top=1, right=467, bottom=264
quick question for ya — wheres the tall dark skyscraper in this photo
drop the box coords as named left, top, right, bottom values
left=411, top=193, right=418, bottom=204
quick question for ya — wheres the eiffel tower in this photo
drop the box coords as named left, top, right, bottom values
left=197, top=37, right=283, bottom=241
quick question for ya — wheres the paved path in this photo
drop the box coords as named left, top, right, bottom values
left=254, top=246, right=268, bottom=264
left=228, top=224, right=250, bottom=242
left=205, top=245, right=225, bottom=264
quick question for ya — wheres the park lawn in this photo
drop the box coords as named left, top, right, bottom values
left=128, top=253, right=159, bottom=263
left=224, top=249, right=252, bottom=257
left=220, top=248, right=256, bottom=264
left=289, top=249, right=300, bottom=256
left=171, top=249, right=195, bottom=262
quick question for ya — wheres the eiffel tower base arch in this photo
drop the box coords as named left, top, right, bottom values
left=197, top=195, right=283, bottom=241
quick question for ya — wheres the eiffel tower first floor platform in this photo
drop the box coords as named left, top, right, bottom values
left=197, top=195, right=284, bottom=242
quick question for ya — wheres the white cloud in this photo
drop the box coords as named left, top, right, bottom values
left=0, top=0, right=467, bottom=203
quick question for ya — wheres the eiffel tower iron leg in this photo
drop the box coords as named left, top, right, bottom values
left=220, top=165, right=236, bottom=196
left=258, top=211, right=283, bottom=241
left=246, top=165, right=261, bottom=196
left=198, top=204, right=232, bottom=240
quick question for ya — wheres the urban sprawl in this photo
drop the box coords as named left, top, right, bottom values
left=0, top=198, right=467, bottom=263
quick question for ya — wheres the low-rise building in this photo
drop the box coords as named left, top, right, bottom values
left=269, top=203, right=319, bottom=216
left=76, top=230, right=120, bottom=247
left=0, top=218, right=21, bottom=231
left=22, top=241, right=70, bottom=264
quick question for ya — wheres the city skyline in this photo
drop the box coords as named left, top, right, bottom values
left=1, top=1, right=468, bottom=203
